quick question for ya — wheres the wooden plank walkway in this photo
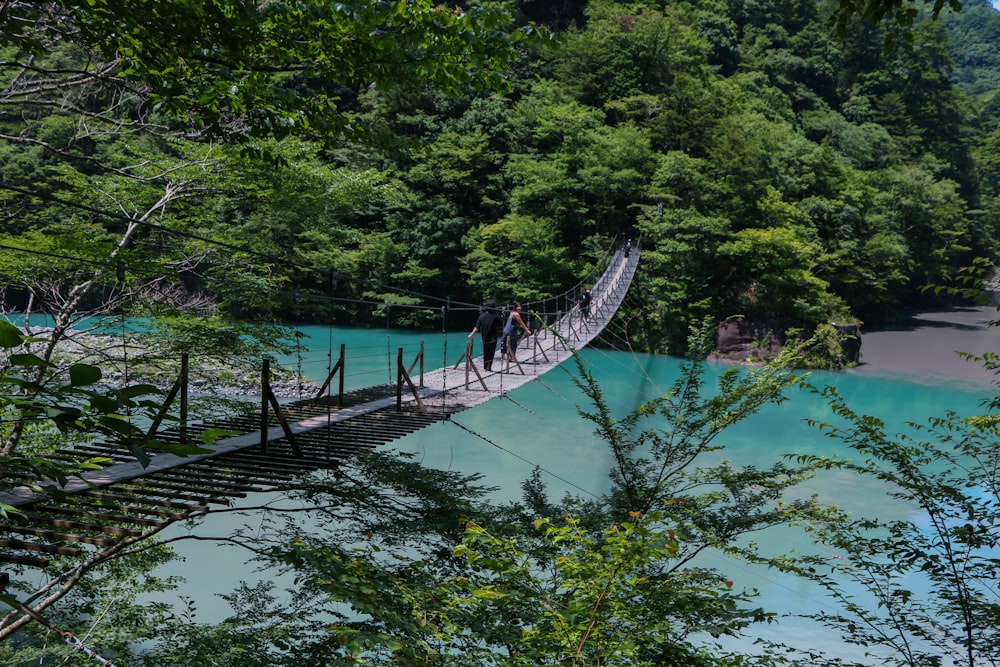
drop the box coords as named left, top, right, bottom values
left=0, top=248, right=638, bottom=567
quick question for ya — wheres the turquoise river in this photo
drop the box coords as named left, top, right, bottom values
left=23, top=308, right=1000, bottom=663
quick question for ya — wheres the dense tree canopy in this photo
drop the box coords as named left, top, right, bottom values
left=2, top=0, right=997, bottom=354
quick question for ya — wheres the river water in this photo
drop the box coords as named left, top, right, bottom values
left=108, top=309, right=1000, bottom=661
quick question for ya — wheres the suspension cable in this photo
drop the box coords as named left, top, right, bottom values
left=0, top=575, right=120, bottom=667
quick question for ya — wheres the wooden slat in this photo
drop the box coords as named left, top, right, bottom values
left=110, top=484, right=217, bottom=505
left=0, top=553, right=49, bottom=567
left=0, top=538, right=81, bottom=556
left=14, top=514, right=145, bottom=537
left=79, top=490, right=209, bottom=513
left=31, top=505, right=166, bottom=528
left=4, top=524, right=127, bottom=545
left=119, top=480, right=237, bottom=502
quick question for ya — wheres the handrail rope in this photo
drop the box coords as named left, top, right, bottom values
left=296, top=333, right=304, bottom=400
left=533, top=376, right=580, bottom=408
left=15, top=235, right=634, bottom=422
left=118, top=311, right=131, bottom=423
left=2, top=169, right=632, bottom=329
left=326, top=313, right=334, bottom=436
left=385, top=304, right=392, bottom=386
left=0, top=242, right=112, bottom=269
left=268, top=242, right=630, bottom=390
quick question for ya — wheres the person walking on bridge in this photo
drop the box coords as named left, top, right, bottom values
left=502, top=302, right=531, bottom=362
left=469, top=299, right=501, bottom=371
left=577, top=286, right=592, bottom=322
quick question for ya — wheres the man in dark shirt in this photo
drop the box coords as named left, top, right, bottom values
left=578, top=287, right=592, bottom=321
left=469, top=299, right=501, bottom=371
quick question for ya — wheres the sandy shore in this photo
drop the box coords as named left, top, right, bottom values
left=852, top=305, right=1000, bottom=387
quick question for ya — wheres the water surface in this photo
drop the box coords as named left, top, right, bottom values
left=50, top=315, right=1000, bottom=661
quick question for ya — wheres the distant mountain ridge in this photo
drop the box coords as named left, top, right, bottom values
left=941, top=0, right=1000, bottom=97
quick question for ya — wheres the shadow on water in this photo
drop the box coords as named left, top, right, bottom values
left=865, top=305, right=994, bottom=333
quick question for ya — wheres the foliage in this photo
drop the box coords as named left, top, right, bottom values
left=3, top=0, right=1000, bottom=660
left=462, top=214, right=578, bottom=304
left=20, top=0, right=548, bottom=148
left=0, top=321, right=209, bottom=496
left=441, top=513, right=737, bottom=667
left=635, top=207, right=730, bottom=352
left=784, top=322, right=859, bottom=369
left=936, top=0, right=1000, bottom=98
left=770, top=385, right=1000, bottom=666
left=0, top=544, right=182, bottom=666
left=824, top=0, right=963, bottom=50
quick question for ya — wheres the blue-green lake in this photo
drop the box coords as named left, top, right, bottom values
left=14, top=311, right=998, bottom=662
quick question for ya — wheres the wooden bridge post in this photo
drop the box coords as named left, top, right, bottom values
left=396, top=347, right=427, bottom=412
left=143, top=353, right=189, bottom=445
left=464, top=340, right=471, bottom=387
left=180, top=352, right=188, bottom=444
left=396, top=348, right=403, bottom=409
left=260, top=359, right=270, bottom=455
left=338, top=343, right=345, bottom=406
left=261, top=359, right=304, bottom=457
left=453, top=339, right=488, bottom=391
left=315, top=343, right=346, bottom=407
left=569, top=304, right=582, bottom=342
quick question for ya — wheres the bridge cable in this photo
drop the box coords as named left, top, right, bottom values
left=500, top=393, right=547, bottom=421
left=445, top=417, right=599, bottom=500
left=0, top=575, right=120, bottom=667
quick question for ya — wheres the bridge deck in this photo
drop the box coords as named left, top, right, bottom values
left=0, top=249, right=638, bottom=567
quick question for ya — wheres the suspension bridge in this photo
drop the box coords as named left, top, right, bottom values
left=0, top=247, right=639, bottom=569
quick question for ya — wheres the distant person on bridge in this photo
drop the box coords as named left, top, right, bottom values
left=577, top=286, right=592, bottom=321
left=501, top=302, right=531, bottom=362
left=624, top=238, right=632, bottom=259
left=468, top=299, right=501, bottom=371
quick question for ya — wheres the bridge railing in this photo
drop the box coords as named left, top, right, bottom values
left=534, top=242, right=638, bottom=347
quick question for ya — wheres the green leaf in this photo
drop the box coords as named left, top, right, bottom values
left=89, top=395, right=120, bottom=413
left=8, top=353, right=53, bottom=368
left=69, top=363, right=102, bottom=386
left=146, top=440, right=214, bottom=457
left=127, top=441, right=152, bottom=468
left=198, top=428, right=239, bottom=446
left=44, top=405, right=82, bottom=422
left=0, top=321, right=24, bottom=348
left=119, top=384, right=161, bottom=399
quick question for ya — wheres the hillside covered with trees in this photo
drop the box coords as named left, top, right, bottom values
left=1, top=0, right=998, bottom=357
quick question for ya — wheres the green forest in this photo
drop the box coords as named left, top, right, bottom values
left=3, top=0, right=1000, bottom=354
left=2, top=1, right=1000, bottom=665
